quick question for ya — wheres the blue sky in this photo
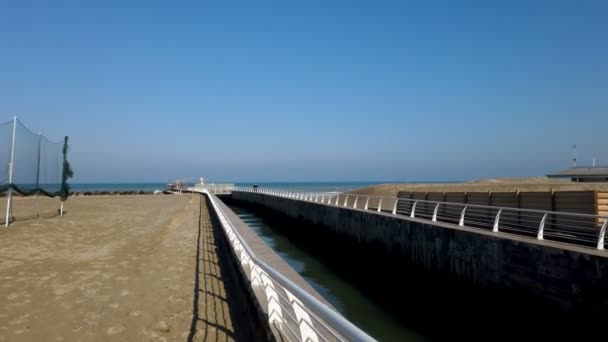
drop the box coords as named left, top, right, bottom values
left=0, top=1, right=606, bottom=183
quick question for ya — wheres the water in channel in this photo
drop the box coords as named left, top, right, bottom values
left=226, top=203, right=423, bottom=342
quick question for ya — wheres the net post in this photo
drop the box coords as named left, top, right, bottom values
left=60, top=201, right=64, bottom=217
left=35, top=131, right=42, bottom=220
left=5, top=116, right=17, bottom=227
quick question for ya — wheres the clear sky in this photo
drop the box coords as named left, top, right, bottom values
left=0, top=1, right=606, bottom=183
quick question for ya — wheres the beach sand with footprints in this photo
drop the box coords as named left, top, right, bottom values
left=0, top=194, right=253, bottom=341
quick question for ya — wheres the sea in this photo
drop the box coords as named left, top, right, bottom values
left=69, top=181, right=402, bottom=193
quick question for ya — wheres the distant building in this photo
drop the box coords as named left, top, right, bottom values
left=547, top=167, right=608, bottom=182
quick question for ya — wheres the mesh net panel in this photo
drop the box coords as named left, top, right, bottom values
left=0, top=118, right=70, bottom=197
left=12, top=119, right=40, bottom=195
left=39, top=136, right=63, bottom=195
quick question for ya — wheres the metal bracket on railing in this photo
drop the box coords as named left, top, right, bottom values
left=538, top=213, right=547, bottom=240
left=493, top=209, right=503, bottom=233
left=364, top=197, right=370, bottom=210
left=432, top=203, right=440, bottom=222
left=392, top=199, right=398, bottom=215
left=598, top=220, right=607, bottom=250
left=343, top=195, right=349, bottom=207
left=459, top=206, right=468, bottom=227
left=353, top=196, right=359, bottom=209
left=377, top=198, right=383, bottom=212
left=410, top=201, right=417, bottom=218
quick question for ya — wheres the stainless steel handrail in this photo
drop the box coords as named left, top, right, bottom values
left=204, top=190, right=376, bottom=342
left=235, top=187, right=608, bottom=251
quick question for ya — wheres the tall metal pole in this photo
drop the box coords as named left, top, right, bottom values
left=35, top=131, right=42, bottom=220
left=5, top=117, right=17, bottom=227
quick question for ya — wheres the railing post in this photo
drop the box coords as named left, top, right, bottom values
left=377, top=198, right=383, bottom=212
left=335, top=195, right=340, bottom=205
left=459, top=206, right=468, bottom=226
left=432, top=203, right=440, bottom=222
left=364, top=197, right=370, bottom=210
left=5, top=116, right=17, bottom=228
left=493, top=209, right=503, bottom=233
left=537, top=213, right=547, bottom=240
left=598, top=220, right=607, bottom=250
left=343, top=195, right=349, bottom=207
left=315, top=194, right=319, bottom=202
left=35, top=131, right=41, bottom=220
left=410, top=201, right=417, bottom=218
left=392, top=199, right=399, bottom=215
left=353, top=196, right=359, bottom=209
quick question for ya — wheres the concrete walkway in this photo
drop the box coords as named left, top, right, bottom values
left=0, top=194, right=255, bottom=341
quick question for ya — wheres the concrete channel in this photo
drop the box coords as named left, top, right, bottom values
left=224, top=190, right=608, bottom=340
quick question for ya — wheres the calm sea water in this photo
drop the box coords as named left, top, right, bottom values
left=69, top=181, right=401, bottom=193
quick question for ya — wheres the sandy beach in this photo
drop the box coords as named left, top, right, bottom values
left=349, top=177, right=608, bottom=197
left=0, top=194, right=250, bottom=341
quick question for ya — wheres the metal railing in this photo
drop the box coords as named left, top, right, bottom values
left=233, top=187, right=608, bottom=251
left=192, top=183, right=235, bottom=194
left=203, top=190, right=375, bottom=342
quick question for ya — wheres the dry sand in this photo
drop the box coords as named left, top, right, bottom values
left=349, top=177, right=608, bottom=197
left=0, top=194, right=250, bottom=341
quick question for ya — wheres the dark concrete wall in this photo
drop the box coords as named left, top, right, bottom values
left=231, top=192, right=608, bottom=313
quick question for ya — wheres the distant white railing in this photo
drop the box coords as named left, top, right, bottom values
left=233, top=187, right=608, bottom=251
left=192, top=183, right=235, bottom=194
left=203, top=190, right=376, bottom=342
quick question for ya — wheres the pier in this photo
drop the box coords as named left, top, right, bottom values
left=185, top=183, right=608, bottom=338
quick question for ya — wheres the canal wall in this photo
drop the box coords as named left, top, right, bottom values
left=206, top=193, right=338, bottom=341
left=230, top=191, right=608, bottom=338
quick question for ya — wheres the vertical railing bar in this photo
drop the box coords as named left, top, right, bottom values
left=459, top=206, right=468, bottom=227
left=538, top=213, right=547, bottom=240
left=493, top=208, right=503, bottom=233
left=598, top=220, right=607, bottom=250
left=432, top=203, right=440, bottom=222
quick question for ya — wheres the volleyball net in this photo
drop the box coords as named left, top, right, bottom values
left=1, top=117, right=73, bottom=226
